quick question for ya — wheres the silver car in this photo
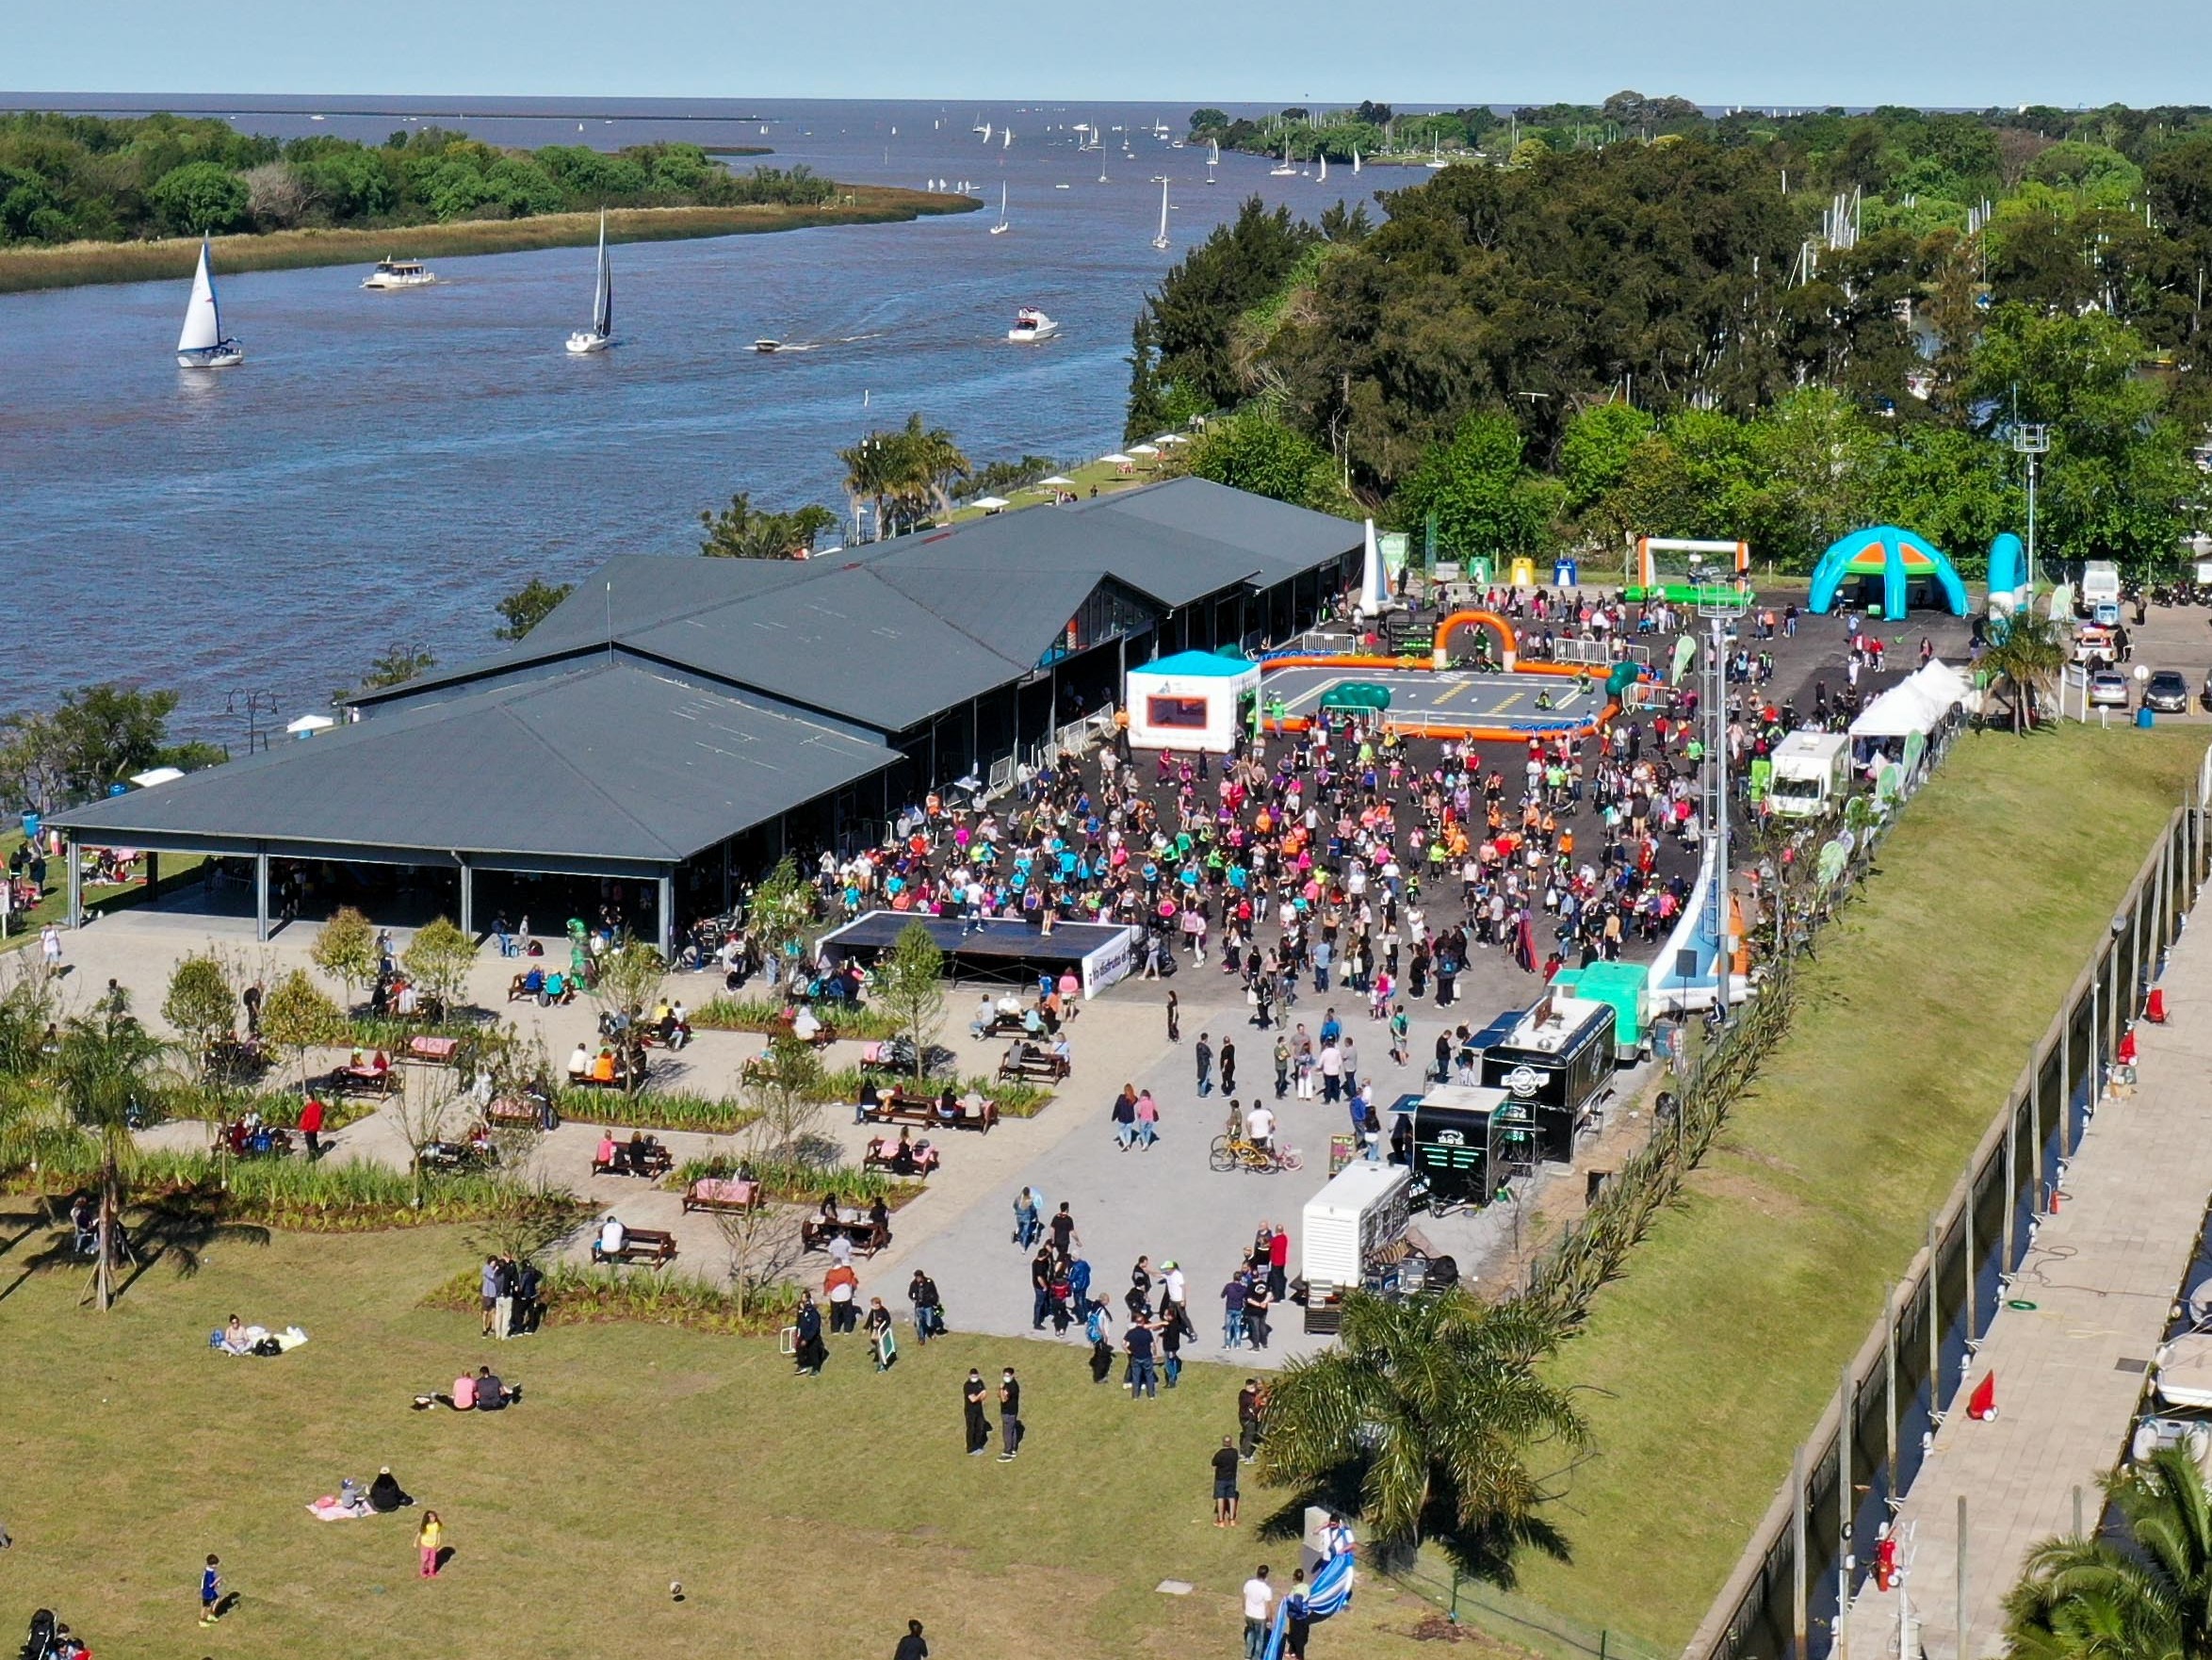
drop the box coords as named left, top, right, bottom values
left=2088, top=671, right=2130, bottom=708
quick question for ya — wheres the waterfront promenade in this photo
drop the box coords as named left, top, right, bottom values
left=1842, top=909, right=2212, bottom=1659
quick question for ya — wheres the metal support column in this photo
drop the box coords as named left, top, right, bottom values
left=254, top=850, right=270, bottom=943
left=2001, top=1106, right=2016, bottom=1278
left=66, top=838, right=82, bottom=930
left=1885, top=1282, right=1900, bottom=1492
left=1963, top=1188, right=1977, bottom=1344
left=2029, top=1047, right=2044, bottom=1213
left=145, top=851, right=159, bottom=901
left=2059, top=1018, right=2074, bottom=1160
left=656, top=873, right=675, bottom=960
left=2106, top=945, right=2120, bottom=1058
left=1927, top=1221, right=1943, bottom=1414
left=458, top=859, right=474, bottom=938
left=1791, top=1441, right=1809, bottom=1660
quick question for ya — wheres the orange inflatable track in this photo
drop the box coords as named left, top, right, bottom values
left=1262, top=700, right=1622, bottom=744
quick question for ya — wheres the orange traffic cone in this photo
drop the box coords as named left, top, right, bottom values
left=1967, top=1373, right=1998, bottom=1422
left=2147, top=987, right=2170, bottom=1024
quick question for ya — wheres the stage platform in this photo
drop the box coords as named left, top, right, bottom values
left=817, top=912, right=1144, bottom=997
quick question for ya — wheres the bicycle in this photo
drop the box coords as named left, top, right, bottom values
left=1208, top=1132, right=1303, bottom=1174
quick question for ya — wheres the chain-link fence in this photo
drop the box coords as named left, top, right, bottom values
left=1693, top=778, right=2211, bottom=1660
left=1389, top=1554, right=1674, bottom=1660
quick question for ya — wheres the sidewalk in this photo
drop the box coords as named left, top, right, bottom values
left=1844, top=914, right=2212, bottom=1659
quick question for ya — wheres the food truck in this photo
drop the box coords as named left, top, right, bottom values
left=1476, top=993, right=1617, bottom=1164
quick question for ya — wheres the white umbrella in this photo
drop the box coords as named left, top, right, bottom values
left=285, top=714, right=336, bottom=736
left=1040, top=475, right=1074, bottom=486
left=1100, top=453, right=1134, bottom=465
left=972, top=495, right=1012, bottom=511
left=1152, top=432, right=1188, bottom=446
left=1129, top=444, right=1159, bottom=457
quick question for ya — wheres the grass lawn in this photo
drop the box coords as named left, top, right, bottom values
left=0, top=829, right=206, bottom=952
left=1513, top=723, right=2207, bottom=1646
left=943, top=450, right=1182, bottom=525
left=2, top=1220, right=1478, bottom=1660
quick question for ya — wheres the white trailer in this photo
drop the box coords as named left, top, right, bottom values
left=1766, top=730, right=1851, bottom=819
left=1300, top=1161, right=1413, bottom=1294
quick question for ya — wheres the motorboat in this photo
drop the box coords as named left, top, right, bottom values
left=753, top=339, right=782, bottom=353
left=1008, top=307, right=1059, bottom=344
left=361, top=257, right=436, bottom=290
left=2155, top=1332, right=2212, bottom=1408
left=175, top=236, right=244, bottom=368
left=565, top=210, right=614, bottom=354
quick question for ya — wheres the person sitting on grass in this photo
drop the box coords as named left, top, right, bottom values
left=368, top=1467, right=414, bottom=1511
left=472, top=1365, right=517, bottom=1409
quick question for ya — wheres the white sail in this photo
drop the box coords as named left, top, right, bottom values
left=1153, top=178, right=1171, bottom=249
left=1318, top=154, right=1327, bottom=183
left=1353, top=148, right=1361, bottom=174
left=1211, top=138, right=1220, bottom=165
left=591, top=211, right=611, bottom=335
left=177, top=238, right=221, bottom=353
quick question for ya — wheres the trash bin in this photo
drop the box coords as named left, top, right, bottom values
left=2137, top=706, right=2155, bottom=729
left=1553, top=558, right=1580, bottom=588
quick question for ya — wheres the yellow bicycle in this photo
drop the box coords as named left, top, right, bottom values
left=1208, top=1132, right=1303, bottom=1174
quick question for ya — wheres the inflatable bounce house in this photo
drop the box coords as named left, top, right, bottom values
left=1985, top=533, right=2030, bottom=617
left=1808, top=526, right=1970, bottom=621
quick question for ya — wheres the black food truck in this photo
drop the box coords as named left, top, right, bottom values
left=1476, top=993, right=1616, bottom=1164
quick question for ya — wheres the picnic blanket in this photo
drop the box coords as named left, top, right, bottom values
left=211, top=1323, right=310, bottom=1356
left=305, top=1496, right=373, bottom=1522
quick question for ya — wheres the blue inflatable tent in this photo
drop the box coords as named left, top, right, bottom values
left=1808, top=526, right=1970, bottom=621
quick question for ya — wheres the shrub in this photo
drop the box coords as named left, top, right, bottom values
left=668, top=1155, right=920, bottom=1210
left=422, top=1263, right=805, bottom=1337
left=552, top=1087, right=757, bottom=1134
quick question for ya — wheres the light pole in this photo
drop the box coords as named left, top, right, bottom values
left=2012, top=424, right=2049, bottom=594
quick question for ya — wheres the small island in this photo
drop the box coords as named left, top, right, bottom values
left=0, top=112, right=976, bottom=291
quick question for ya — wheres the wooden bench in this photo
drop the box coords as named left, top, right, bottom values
left=860, top=1097, right=999, bottom=1134
left=997, top=1046, right=1068, bottom=1084
left=800, top=1216, right=890, bottom=1258
left=860, top=1136, right=940, bottom=1177
left=591, top=1227, right=676, bottom=1267
left=681, top=1177, right=762, bottom=1215
left=487, top=1094, right=558, bottom=1131
left=325, top=1066, right=396, bottom=1099
left=592, top=1141, right=673, bottom=1180
left=406, top=1035, right=460, bottom=1066
left=567, top=1059, right=650, bottom=1091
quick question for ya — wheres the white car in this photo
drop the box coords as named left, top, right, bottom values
left=2088, top=670, right=2130, bottom=708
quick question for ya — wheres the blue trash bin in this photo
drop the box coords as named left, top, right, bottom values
left=1553, top=558, right=1580, bottom=588
left=2137, top=706, right=2155, bottom=729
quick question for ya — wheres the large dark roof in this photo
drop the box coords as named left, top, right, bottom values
left=363, top=478, right=1359, bottom=732
left=53, top=663, right=895, bottom=865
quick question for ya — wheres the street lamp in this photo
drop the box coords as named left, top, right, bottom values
left=2012, top=424, right=2049, bottom=594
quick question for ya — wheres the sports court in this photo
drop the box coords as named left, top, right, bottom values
left=1263, top=663, right=1622, bottom=738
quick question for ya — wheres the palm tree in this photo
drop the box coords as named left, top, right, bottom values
left=52, top=998, right=171, bottom=1310
left=838, top=433, right=899, bottom=542
left=1259, top=1289, right=1586, bottom=1560
left=1978, top=609, right=2069, bottom=734
left=2004, top=1446, right=2212, bottom=1660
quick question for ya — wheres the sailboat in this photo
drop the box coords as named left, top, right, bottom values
left=1002, top=129, right=1012, bottom=152
left=989, top=183, right=1010, bottom=236
left=565, top=211, right=614, bottom=354
left=1098, top=144, right=1109, bottom=185
left=1269, top=138, right=1296, bottom=177
left=1207, top=137, right=1219, bottom=184
left=1317, top=153, right=1327, bottom=184
left=1425, top=135, right=1447, bottom=171
left=981, top=122, right=994, bottom=145
left=1151, top=178, right=1172, bottom=251
left=175, top=236, right=244, bottom=368
left=1352, top=148, right=1361, bottom=175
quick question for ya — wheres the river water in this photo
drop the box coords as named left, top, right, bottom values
left=2, top=95, right=1374, bottom=740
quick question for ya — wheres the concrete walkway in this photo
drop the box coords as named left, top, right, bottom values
left=1844, top=914, right=2212, bottom=1659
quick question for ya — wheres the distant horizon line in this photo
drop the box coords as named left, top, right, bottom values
left=0, top=89, right=2145, bottom=118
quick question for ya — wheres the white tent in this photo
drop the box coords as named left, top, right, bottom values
left=1848, top=680, right=1952, bottom=740
left=1354, top=518, right=1391, bottom=618
left=285, top=714, right=336, bottom=738
left=127, top=766, right=185, bottom=788
left=1907, top=658, right=1970, bottom=710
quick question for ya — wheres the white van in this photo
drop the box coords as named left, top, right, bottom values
left=2080, top=561, right=2122, bottom=615
left=1766, top=731, right=1851, bottom=820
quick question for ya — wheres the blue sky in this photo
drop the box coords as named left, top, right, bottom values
left=8, top=0, right=2210, bottom=108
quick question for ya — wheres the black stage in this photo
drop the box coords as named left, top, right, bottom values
left=817, top=911, right=1143, bottom=995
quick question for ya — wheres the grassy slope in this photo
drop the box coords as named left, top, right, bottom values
left=3, top=1222, right=1468, bottom=1660
left=0, top=188, right=978, bottom=293
left=1515, top=724, right=2206, bottom=1644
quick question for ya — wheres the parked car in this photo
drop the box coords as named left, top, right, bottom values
left=2144, top=670, right=2191, bottom=713
left=2089, top=670, right=2131, bottom=708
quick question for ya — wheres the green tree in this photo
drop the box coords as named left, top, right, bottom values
left=741, top=1026, right=827, bottom=1158
left=401, top=918, right=478, bottom=1017
left=698, top=493, right=837, bottom=559
left=1978, top=609, right=2069, bottom=733
left=589, top=936, right=665, bottom=1096
left=1260, top=1289, right=1586, bottom=1556
left=1395, top=413, right=1554, bottom=560
left=1125, top=312, right=1171, bottom=444
left=358, top=643, right=437, bottom=692
left=1189, top=109, right=1230, bottom=135
left=2003, top=1447, right=2212, bottom=1660
left=1558, top=402, right=1657, bottom=526
left=1184, top=409, right=1338, bottom=509
left=746, top=855, right=814, bottom=967
left=53, top=998, right=172, bottom=1310
left=148, top=160, right=250, bottom=234
left=259, top=968, right=347, bottom=1095
left=1748, top=386, right=1880, bottom=569
left=494, top=578, right=575, bottom=641
left=872, top=922, right=946, bottom=1081
left=161, top=952, right=236, bottom=1079
left=309, top=905, right=380, bottom=1013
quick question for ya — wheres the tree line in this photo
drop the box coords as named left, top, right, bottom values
left=1130, top=106, right=2212, bottom=573
left=0, top=111, right=834, bottom=244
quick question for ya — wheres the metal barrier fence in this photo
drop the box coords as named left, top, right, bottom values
left=1692, top=777, right=2211, bottom=1660
left=1389, top=1556, right=1674, bottom=1660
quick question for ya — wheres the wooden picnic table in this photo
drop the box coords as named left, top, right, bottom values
left=681, top=1177, right=762, bottom=1215
left=859, top=1095, right=999, bottom=1134
left=591, top=1227, right=676, bottom=1267
left=406, top=1035, right=460, bottom=1066
left=801, top=1212, right=889, bottom=1259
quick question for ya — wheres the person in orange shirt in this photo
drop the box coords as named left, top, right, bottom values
left=823, top=1261, right=861, bottom=1333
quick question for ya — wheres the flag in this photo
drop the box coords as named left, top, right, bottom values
left=1262, top=1532, right=1357, bottom=1659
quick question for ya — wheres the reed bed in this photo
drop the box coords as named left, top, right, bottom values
left=0, top=188, right=977, bottom=293
left=691, top=998, right=905, bottom=1041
